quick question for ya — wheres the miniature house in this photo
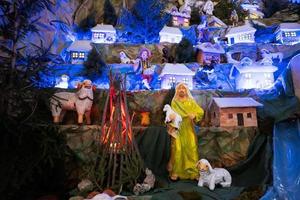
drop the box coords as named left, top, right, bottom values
left=169, top=6, right=190, bottom=27
left=275, top=23, right=300, bottom=45
left=91, top=24, right=116, bottom=44
left=229, top=57, right=278, bottom=90
left=67, top=40, right=92, bottom=64
left=160, top=63, right=195, bottom=89
left=159, top=26, right=183, bottom=43
left=225, top=21, right=256, bottom=45
left=210, top=97, right=263, bottom=127
left=196, top=42, right=225, bottom=64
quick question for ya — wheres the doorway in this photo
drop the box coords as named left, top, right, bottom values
left=237, top=113, right=244, bottom=126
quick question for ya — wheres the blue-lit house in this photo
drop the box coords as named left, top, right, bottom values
left=91, top=24, right=116, bottom=44
left=67, top=40, right=92, bottom=64
left=225, top=21, right=256, bottom=46
left=275, top=23, right=300, bottom=45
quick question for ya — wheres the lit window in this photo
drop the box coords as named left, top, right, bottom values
left=182, top=78, right=189, bottom=84
left=239, top=33, right=252, bottom=41
left=79, top=52, right=85, bottom=58
left=285, top=32, right=291, bottom=37
left=264, top=79, right=272, bottom=87
left=169, top=77, right=176, bottom=83
left=291, top=32, right=296, bottom=37
left=264, top=73, right=271, bottom=79
left=72, top=52, right=78, bottom=58
left=94, top=32, right=105, bottom=39
left=228, top=113, right=233, bottom=119
left=247, top=113, right=252, bottom=118
left=244, top=73, right=252, bottom=79
left=168, top=77, right=176, bottom=87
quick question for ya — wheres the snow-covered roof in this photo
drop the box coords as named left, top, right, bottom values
left=213, top=97, right=263, bottom=108
left=168, top=7, right=191, bottom=18
left=233, top=58, right=278, bottom=73
left=196, top=42, right=225, bottom=54
left=91, top=24, right=116, bottom=32
left=208, top=16, right=227, bottom=28
left=241, top=3, right=260, bottom=11
left=160, top=63, right=195, bottom=76
left=67, top=40, right=93, bottom=52
left=159, top=26, right=182, bottom=36
left=276, top=23, right=300, bottom=32
left=225, top=22, right=256, bottom=36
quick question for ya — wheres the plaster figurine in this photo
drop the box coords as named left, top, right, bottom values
left=202, top=0, right=214, bottom=16
left=50, top=79, right=95, bottom=124
left=55, top=74, right=69, bottom=89
left=196, top=159, right=232, bottom=190
left=133, top=168, right=156, bottom=195
left=163, top=104, right=182, bottom=138
left=119, top=51, right=133, bottom=64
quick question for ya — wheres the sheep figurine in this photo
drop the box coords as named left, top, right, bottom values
left=133, top=168, right=155, bottom=195
left=50, top=79, right=95, bottom=124
left=119, top=51, right=133, bottom=64
left=163, top=104, right=182, bottom=129
left=163, top=104, right=182, bottom=138
left=196, top=159, right=232, bottom=190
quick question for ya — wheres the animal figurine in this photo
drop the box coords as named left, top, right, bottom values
left=260, top=49, right=283, bottom=63
left=133, top=168, right=156, bottom=195
left=55, top=74, right=69, bottom=89
left=50, top=79, right=95, bottom=124
left=196, top=159, right=232, bottom=190
left=163, top=104, right=182, bottom=129
left=163, top=104, right=182, bottom=138
left=119, top=51, right=133, bottom=64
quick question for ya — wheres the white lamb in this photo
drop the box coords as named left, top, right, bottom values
left=163, top=104, right=182, bottom=138
left=196, top=159, right=232, bottom=190
left=119, top=51, right=133, bottom=64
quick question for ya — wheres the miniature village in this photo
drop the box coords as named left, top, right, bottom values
left=1, top=0, right=300, bottom=200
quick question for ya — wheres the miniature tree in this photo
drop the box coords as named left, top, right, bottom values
left=0, top=1, right=69, bottom=199
left=175, top=38, right=195, bottom=63
left=84, top=47, right=106, bottom=76
left=118, top=0, right=171, bottom=43
left=78, top=11, right=97, bottom=32
left=103, top=0, right=118, bottom=25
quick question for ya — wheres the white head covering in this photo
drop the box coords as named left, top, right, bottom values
left=172, top=82, right=194, bottom=101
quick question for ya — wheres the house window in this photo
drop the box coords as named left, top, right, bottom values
left=247, top=113, right=252, bottom=118
left=94, top=32, right=105, bottom=39
left=169, top=77, right=176, bottom=86
left=239, top=33, right=252, bottom=41
left=284, top=32, right=296, bottom=37
left=264, top=79, right=272, bottom=87
left=79, top=52, right=85, bottom=59
left=228, top=113, right=233, bottom=119
left=182, top=78, right=189, bottom=84
left=214, top=112, right=216, bottom=118
left=264, top=73, right=271, bottom=79
left=72, top=52, right=78, bottom=58
left=244, top=73, right=252, bottom=79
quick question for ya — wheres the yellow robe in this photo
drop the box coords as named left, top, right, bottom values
left=169, top=98, right=204, bottom=179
